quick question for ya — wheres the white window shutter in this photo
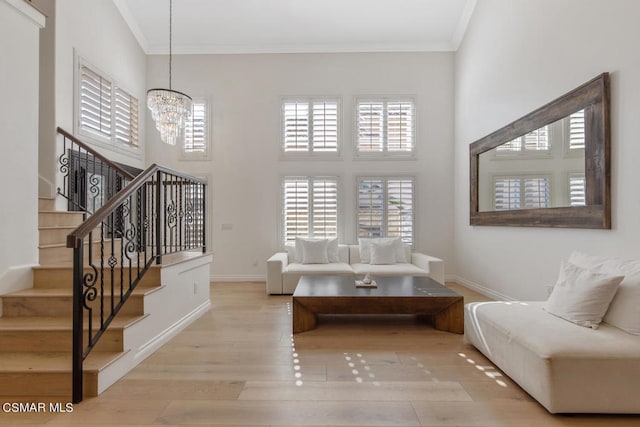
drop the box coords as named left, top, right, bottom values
left=386, top=179, right=414, bottom=244
left=387, top=101, right=414, bottom=152
left=311, top=178, right=338, bottom=239
left=185, top=101, right=207, bottom=153
left=523, top=177, right=550, bottom=208
left=358, top=177, right=414, bottom=244
left=358, top=102, right=384, bottom=152
left=283, top=178, right=310, bottom=244
left=312, top=101, right=338, bottom=152
left=494, top=178, right=521, bottom=210
left=283, top=102, right=310, bottom=152
left=79, top=65, right=112, bottom=140
left=569, top=109, right=585, bottom=150
left=358, top=179, right=385, bottom=238
left=114, top=87, right=139, bottom=147
left=569, top=174, right=586, bottom=206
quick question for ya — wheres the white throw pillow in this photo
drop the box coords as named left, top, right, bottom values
left=359, top=237, right=406, bottom=264
left=370, top=239, right=398, bottom=265
left=301, top=238, right=329, bottom=264
left=543, top=260, right=624, bottom=329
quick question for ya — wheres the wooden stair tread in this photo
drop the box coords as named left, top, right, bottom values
left=32, top=263, right=160, bottom=270
left=0, top=314, right=148, bottom=330
left=0, top=351, right=128, bottom=373
left=39, top=238, right=120, bottom=249
left=3, top=286, right=163, bottom=298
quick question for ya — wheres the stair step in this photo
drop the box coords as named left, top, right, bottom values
left=0, top=315, right=147, bottom=352
left=38, top=211, right=85, bottom=228
left=39, top=239, right=124, bottom=265
left=0, top=351, right=129, bottom=397
left=1, top=286, right=163, bottom=317
left=33, top=264, right=161, bottom=289
left=38, top=198, right=55, bottom=211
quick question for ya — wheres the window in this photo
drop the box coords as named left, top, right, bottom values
left=494, top=176, right=550, bottom=210
left=77, top=59, right=139, bottom=149
left=282, top=176, right=339, bottom=244
left=282, top=98, right=339, bottom=155
left=357, top=177, right=414, bottom=245
left=183, top=100, right=209, bottom=158
left=357, top=99, right=414, bottom=155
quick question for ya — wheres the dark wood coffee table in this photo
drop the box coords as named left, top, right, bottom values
left=292, top=275, right=463, bottom=334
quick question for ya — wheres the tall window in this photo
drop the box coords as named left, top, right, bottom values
left=78, top=60, right=139, bottom=149
left=494, top=176, right=551, bottom=210
left=282, top=176, right=339, bottom=244
left=357, top=177, right=414, bottom=245
left=357, top=99, right=414, bottom=155
left=183, top=100, right=208, bottom=158
left=282, top=98, right=339, bottom=155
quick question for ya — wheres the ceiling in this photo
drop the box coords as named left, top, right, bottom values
left=113, top=0, right=477, bottom=55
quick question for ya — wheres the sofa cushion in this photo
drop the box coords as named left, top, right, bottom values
left=544, top=260, right=623, bottom=329
left=284, top=262, right=353, bottom=275
left=351, top=262, right=428, bottom=276
left=354, top=239, right=409, bottom=264
left=300, top=238, right=329, bottom=264
left=370, top=239, right=397, bottom=264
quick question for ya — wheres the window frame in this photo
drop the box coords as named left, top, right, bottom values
left=356, top=175, right=415, bottom=246
left=74, top=54, right=141, bottom=159
left=280, top=175, right=342, bottom=247
left=491, top=173, right=553, bottom=211
left=354, top=96, right=416, bottom=159
left=280, top=96, right=342, bottom=160
left=181, top=98, right=210, bottom=161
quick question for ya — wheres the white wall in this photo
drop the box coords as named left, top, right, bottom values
left=454, top=0, right=640, bottom=300
left=0, top=0, right=45, bottom=295
left=146, top=53, right=455, bottom=281
left=39, top=0, right=147, bottom=200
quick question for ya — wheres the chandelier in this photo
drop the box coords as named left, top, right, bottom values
left=147, top=0, right=192, bottom=145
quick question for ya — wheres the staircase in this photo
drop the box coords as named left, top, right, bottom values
left=0, top=198, right=162, bottom=398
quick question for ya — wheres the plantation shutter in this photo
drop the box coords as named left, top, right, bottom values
left=114, top=87, right=139, bottom=147
left=185, top=101, right=207, bottom=153
left=79, top=65, right=112, bottom=140
left=523, top=177, right=550, bottom=208
left=569, top=109, right=586, bottom=150
left=311, top=178, right=338, bottom=238
left=357, top=102, right=384, bottom=152
left=283, top=102, right=310, bottom=152
left=494, top=178, right=521, bottom=210
left=358, top=179, right=385, bottom=238
left=523, top=126, right=549, bottom=151
left=283, top=177, right=339, bottom=244
left=312, top=101, right=338, bottom=152
left=387, top=102, right=414, bottom=152
left=358, top=178, right=414, bottom=244
left=387, top=179, right=414, bottom=244
left=357, top=100, right=414, bottom=153
left=569, top=174, right=586, bottom=206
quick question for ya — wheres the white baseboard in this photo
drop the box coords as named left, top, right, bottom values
left=211, top=275, right=265, bottom=282
left=134, top=299, right=212, bottom=363
left=448, top=275, right=516, bottom=301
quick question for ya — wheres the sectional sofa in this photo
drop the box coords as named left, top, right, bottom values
left=266, top=243, right=444, bottom=294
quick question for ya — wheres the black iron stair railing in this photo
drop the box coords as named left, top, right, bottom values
left=56, top=127, right=137, bottom=215
left=66, top=163, right=207, bottom=403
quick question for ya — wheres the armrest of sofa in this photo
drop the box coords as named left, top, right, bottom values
left=411, top=252, right=445, bottom=284
left=267, top=252, right=288, bottom=294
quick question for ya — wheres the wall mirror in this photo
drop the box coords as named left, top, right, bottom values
left=470, top=73, right=610, bottom=228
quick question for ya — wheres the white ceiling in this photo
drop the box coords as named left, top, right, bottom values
left=113, top=0, right=477, bottom=54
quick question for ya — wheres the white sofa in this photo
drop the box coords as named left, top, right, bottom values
left=266, top=244, right=444, bottom=294
left=465, top=252, right=640, bottom=414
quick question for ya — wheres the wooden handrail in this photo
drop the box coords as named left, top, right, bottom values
left=57, top=127, right=136, bottom=180
left=66, top=163, right=206, bottom=248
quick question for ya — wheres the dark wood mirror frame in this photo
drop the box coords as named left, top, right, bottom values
left=469, top=73, right=610, bottom=228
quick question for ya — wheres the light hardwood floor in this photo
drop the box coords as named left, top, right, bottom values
left=1, top=281, right=639, bottom=426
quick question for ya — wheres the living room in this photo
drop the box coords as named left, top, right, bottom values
left=2, top=0, right=640, bottom=424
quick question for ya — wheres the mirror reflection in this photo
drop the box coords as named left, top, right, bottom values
left=478, top=110, right=586, bottom=212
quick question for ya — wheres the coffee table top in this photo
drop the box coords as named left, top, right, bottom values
left=294, top=275, right=460, bottom=298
